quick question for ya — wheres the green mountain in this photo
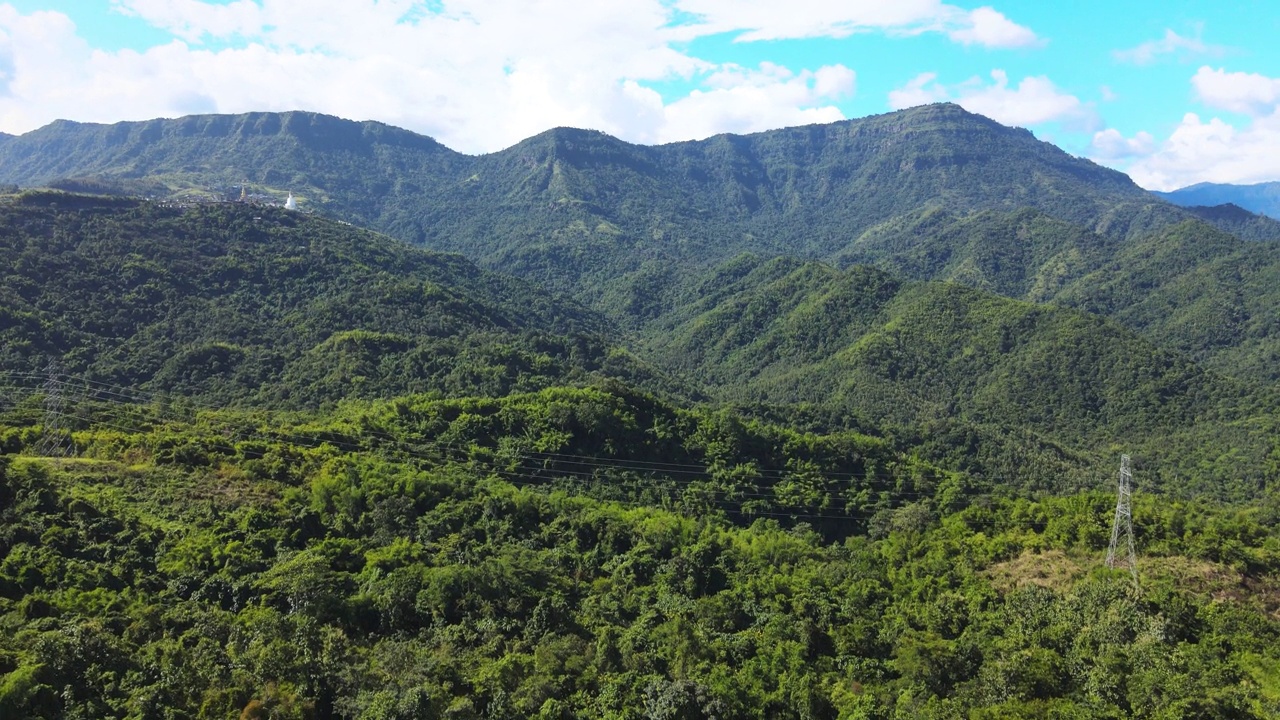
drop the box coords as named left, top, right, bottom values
left=835, top=208, right=1280, bottom=383
left=641, top=255, right=1279, bottom=498
left=1056, top=220, right=1280, bottom=382
left=6, top=105, right=1280, bottom=383
left=3, top=105, right=1275, bottom=290
left=3, top=111, right=1280, bottom=720
left=0, top=190, right=676, bottom=406
left=0, top=112, right=468, bottom=211
left=1159, top=181, right=1280, bottom=218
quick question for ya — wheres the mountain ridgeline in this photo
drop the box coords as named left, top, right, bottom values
left=4, top=105, right=1277, bottom=282
left=0, top=105, right=1279, bottom=487
left=5, top=105, right=1280, bottom=381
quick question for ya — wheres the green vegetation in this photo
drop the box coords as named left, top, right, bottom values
left=2, top=105, right=1280, bottom=718
left=2, top=194, right=1274, bottom=497
left=1, top=391, right=1279, bottom=719
left=639, top=255, right=1280, bottom=499
left=0, top=192, right=682, bottom=406
left=5, top=104, right=1278, bottom=377
left=837, top=208, right=1280, bottom=384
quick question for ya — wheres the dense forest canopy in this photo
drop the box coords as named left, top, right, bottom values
left=2, top=388, right=1280, bottom=718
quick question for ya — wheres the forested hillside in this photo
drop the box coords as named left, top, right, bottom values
left=836, top=209, right=1280, bottom=384
left=5, top=104, right=1280, bottom=378
left=639, top=255, right=1279, bottom=498
left=0, top=190, right=677, bottom=406
left=2, top=389, right=1279, bottom=719
left=2, top=193, right=1275, bottom=497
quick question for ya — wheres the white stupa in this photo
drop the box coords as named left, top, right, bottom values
left=284, top=192, right=298, bottom=211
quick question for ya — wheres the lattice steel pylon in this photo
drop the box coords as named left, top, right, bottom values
left=35, top=362, right=72, bottom=457
left=1105, top=454, right=1137, bottom=582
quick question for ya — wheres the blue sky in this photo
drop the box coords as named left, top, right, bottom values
left=1, top=1, right=1278, bottom=190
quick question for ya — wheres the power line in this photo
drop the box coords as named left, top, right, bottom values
left=0, top=371, right=1130, bottom=532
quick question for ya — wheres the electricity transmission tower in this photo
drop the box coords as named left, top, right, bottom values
left=1105, top=454, right=1137, bottom=582
left=35, top=362, right=73, bottom=457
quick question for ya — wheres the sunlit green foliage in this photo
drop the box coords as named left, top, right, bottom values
left=2, top=402, right=1279, bottom=719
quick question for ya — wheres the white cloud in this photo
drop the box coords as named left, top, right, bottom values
left=112, top=0, right=262, bottom=42
left=1123, top=110, right=1280, bottom=191
left=1088, top=68, right=1280, bottom=190
left=888, top=72, right=948, bottom=109
left=1129, top=113, right=1280, bottom=190
left=1113, top=28, right=1226, bottom=66
left=947, top=6, right=1040, bottom=49
left=1191, top=66, right=1280, bottom=117
left=888, top=69, right=1101, bottom=131
left=657, top=63, right=854, bottom=143
left=1088, top=128, right=1155, bottom=161
left=671, top=0, right=1038, bottom=48
left=0, top=1, right=1040, bottom=152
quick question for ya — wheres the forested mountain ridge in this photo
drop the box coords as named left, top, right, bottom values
left=4, top=104, right=1276, bottom=280
left=1, top=114, right=1280, bottom=717
left=836, top=209, right=1280, bottom=383
left=6, top=104, right=1280, bottom=380
left=0, top=111, right=471, bottom=233
left=639, top=254, right=1280, bottom=498
left=0, top=190, right=683, bottom=406
left=2, top=192, right=1275, bottom=495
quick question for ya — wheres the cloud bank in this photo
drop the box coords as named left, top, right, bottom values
left=0, top=0, right=1035, bottom=152
left=889, top=69, right=1100, bottom=132
left=1097, top=66, right=1280, bottom=191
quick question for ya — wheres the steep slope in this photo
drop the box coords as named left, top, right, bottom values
left=641, top=255, right=1279, bottom=496
left=0, top=191, right=676, bottom=405
left=835, top=207, right=1121, bottom=302
left=1057, top=220, right=1280, bottom=382
left=837, top=208, right=1280, bottom=384
left=397, top=105, right=1280, bottom=282
left=1159, top=181, right=1280, bottom=218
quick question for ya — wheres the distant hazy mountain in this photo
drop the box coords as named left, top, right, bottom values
left=1157, top=181, right=1280, bottom=218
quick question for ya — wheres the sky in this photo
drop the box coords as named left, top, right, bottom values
left=1, top=1, right=1278, bottom=191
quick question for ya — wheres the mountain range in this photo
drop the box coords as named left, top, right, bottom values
left=1, top=104, right=1278, bottom=494
left=1159, top=180, right=1280, bottom=218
